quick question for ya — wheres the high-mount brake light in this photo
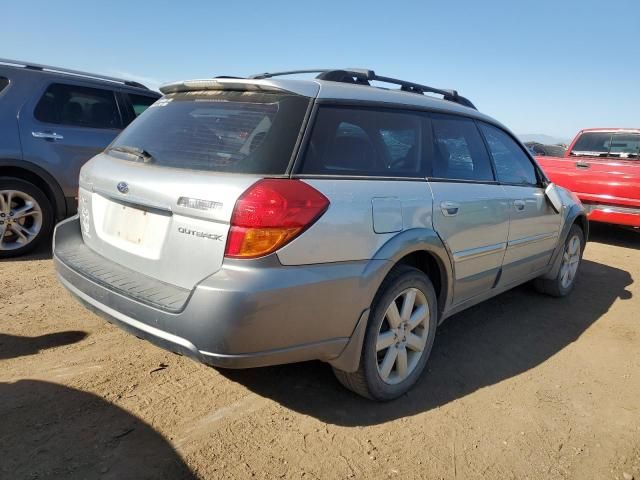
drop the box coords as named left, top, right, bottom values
left=225, top=179, right=329, bottom=259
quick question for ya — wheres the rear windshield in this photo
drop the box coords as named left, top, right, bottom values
left=109, top=90, right=310, bottom=173
left=571, top=132, right=640, bottom=159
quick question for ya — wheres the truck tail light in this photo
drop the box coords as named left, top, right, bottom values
left=224, top=179, right=329, bottom=259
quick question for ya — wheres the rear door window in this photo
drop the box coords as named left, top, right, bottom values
left=0, top=77, right=8, bottom=94
left=300, top=106, right=427, bottom=177
left=430, top=114, right=494, bottom=182
left=109, top=90, right=310, bottom=174
left=34, top=83, right=121, bottom=129
left=479, top=122, right=538, bottom=185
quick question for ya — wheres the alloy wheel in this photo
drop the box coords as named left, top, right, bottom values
left=376, top=287, right=430, bottom=385
left=0, top=190, right=43, bottom=251
left=560, top=234, right=581, bottom=289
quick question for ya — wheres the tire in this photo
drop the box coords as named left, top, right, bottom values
left=534, top=224, right=585, bottom=297
left=333, top=265, right=438, bottom=401
left=0, top=177, right=54, bottom=258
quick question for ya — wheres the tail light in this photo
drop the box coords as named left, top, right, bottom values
left=225, top=179, right=329, bottom=259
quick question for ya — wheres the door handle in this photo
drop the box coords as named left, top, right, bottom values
left=514, top=200, right=526, bottom=211
left=32, top=131, right=64, bottom=141
left=440, top=201, right=460, bottom=216
left=575, top=161, right=590, bottom=169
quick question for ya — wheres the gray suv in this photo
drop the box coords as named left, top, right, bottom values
left=0, top=59, right=160, bottom=257
left=53, top=69, right=587, bottom=400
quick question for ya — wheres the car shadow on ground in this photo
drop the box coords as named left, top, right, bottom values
left=0, top=331, right=87, bottom=360
left=589, top=223, right=638, bottom=249
left=222, top=258, right=633, bottom=426
left=0, top=242, right=52, bottom=262
left=0, top=380, right=197, bottom=479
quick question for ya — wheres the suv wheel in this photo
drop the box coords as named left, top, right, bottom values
left=0, top=177, right=53, bottom=258
left=534, top=224, right=584, bottom=297
left=333, top=265, right=437, bottom=401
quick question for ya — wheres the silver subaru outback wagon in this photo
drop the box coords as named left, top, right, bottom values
left=53, top=69, right=587, bottom=400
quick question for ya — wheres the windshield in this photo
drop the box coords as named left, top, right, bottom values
left=110, top=90, right=310, bottom=173
left=571, top=132, right=640, bottom=159
left=542, top=145, right=566, bottom=157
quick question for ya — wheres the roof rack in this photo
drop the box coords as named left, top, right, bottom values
left=250, top=68, right=476, bottom=109
left=0, top=58, right=149, bottom=89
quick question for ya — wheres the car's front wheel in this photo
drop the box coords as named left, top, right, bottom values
left=534, top=224, right=585, bottom=297
left=333, top=265, right=438, bottom=401
left=0, top=177, right=53, bottom=258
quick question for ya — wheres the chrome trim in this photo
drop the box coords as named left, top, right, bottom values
left=508, top=232, right=558, bottom=248
left=453, top=242, right=506, bottom=262
left=32, top=131, right=64, bottom=140
left=92, top=188, right=173, bottom=214
left=586, top=204, right=640, bottom=215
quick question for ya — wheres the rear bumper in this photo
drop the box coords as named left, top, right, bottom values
left=584, top=203, right=640, bottom=227
left=54, top=217, right=385, bottom=369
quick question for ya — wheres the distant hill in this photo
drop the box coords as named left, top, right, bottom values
left=518, top=134, right=570, bottom=145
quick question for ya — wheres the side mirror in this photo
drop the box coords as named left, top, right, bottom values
left=545, top=183, right=563, bottom=214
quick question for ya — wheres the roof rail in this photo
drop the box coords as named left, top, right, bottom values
left=249, top=68, right=476, bottom=110
left=249, top=70, right=330, bottom=79
left=0, top=58, right=149, bottom=90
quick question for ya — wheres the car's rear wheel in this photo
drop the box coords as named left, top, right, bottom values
left=333, top=265, right=437, bottom=401
left=534, top=224, right=584, bottom=297
left=0, top=178, right=53, bottom=258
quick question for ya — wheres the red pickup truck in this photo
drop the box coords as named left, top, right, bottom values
left=536, top=128, right=640, bottom=228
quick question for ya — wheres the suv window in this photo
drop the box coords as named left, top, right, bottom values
left=34, top=83, right=121, bottom=129
left=430, top=114, right=494, bottom=182
left=110, top=90, right=309, bottom=174
left=127, top=93, right=157, bottom=117
left=0, top=77, right=8, bottom=94
left=479, top=123, right=538, bottom=185
left=300, top=106, right=426, bottom=177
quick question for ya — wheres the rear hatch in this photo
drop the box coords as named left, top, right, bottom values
left=78, top=87, right=312, bottom=290
left=537, top=131, right=640, bottom=207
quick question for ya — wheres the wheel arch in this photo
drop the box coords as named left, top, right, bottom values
left=542, top=205, right=589, bottom=280
left=0, top=159, right=66, bottom=220
left=365, top=228, right=454, bottom=319
left=574, top=212, right=589, bottom=242
left=330, top=228, right=453, bottom=374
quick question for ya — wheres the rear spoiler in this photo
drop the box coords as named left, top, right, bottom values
left=159, top=78, right=318, bottom=97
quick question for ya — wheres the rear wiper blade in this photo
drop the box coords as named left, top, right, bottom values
left=107, top=145, right=154, bottom=163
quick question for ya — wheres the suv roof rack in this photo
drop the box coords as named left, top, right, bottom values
left=0, top=58, right=149, bottom=90
left=250, top=68, right=476, bottom=109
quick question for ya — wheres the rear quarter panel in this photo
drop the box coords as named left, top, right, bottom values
left=277, top=179, right=434, bottom=265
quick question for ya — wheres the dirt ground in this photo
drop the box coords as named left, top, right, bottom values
left=1, top=223, right=638, bottom=480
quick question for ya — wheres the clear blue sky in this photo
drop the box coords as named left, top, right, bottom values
left=4, top=0, right=639, bottom=140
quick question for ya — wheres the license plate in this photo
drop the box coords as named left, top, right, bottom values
left=106, top=204, right=150, bottom=245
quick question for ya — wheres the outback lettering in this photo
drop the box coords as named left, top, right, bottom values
left=177, top=227, right=223, bottom=241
